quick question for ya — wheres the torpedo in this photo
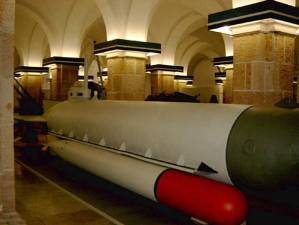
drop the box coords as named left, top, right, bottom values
left=44, top=100, right=299, bottom=224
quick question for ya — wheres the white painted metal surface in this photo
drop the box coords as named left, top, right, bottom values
left=45, top=100, right=250, bottom=183
left=49, top=140, right=167, bottom=201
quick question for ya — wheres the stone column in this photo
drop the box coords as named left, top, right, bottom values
left=49, top=65, right=79, bottom=101
left=94, top=39, right=161, bottom=100
left=43, top=57, right=84, bottom=101
left=215, top=83, right=224, bottom=104
left=147, top=65, right=184, bottom=96
left=213, top=57, right=234, bottom=104
left=208, top=0, right=299, bottom=106
left=223, top=69, right=234, bottom=103
left=174, top=80, right=186, bottom=92
left=0, top=0, right=25, bottom=223
left=233, top=32, right=295, bottom=105
left=14, top=66, right=48, bottom=104
left=0, top=0, right=16, bottom=213
left=106, top=55, right=146, bottom=100
left=20, top=75, right=43, bottom=103
left=151, top=73, right=174, bottom=95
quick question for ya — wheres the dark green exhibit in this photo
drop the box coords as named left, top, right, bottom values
left=227, top=106, right=299, bottom=188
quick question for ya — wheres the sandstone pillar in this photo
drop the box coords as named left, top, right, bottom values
left=147, top=65, right=184, bottom=96
left=216, top=82, right=224, bottom=104
left=174, top=75, right=193, bottom=93
left=213, top=57, right=234, bottom=104
left=94, top=39, right=161, bottom=100
left=43, top=57, right=84, bottom=101
left=150, top=74, right=174, bottom=95
left=20, top=75, right=43, bottom=103
left=233, top=33, right=295, bottom=105
left=174, top=80, right=185, bottom=93
left=106, top=55, right=146, bottom=100
left=208, top=0, right=299, bottom=105
left=0, top=0, right=25, bottom=223
left=14, top=66, right=48, bottom=104
left=0, top=0, right=16, bottom=213
left=223, top=69, right=234, bottom=103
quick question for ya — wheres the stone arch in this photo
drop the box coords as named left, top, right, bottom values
left=16, top=3, right=54, bottom=57
left=182, top=51, right=221, bottom=102
left=94, top=0, right=160, bottom=41
left=62, top=0, right=106, bottom=57
left=26, top=24, right=50, bottom=66
left=93, top=0, right=120, bottom=41
left=175, top=25, right=226, bottom=73
left=80, top=18, right=107, bottom=74
left=147, top=0, right=229, bottom=65
left=177, top=40, right=212, bottom=74
left=188, top=51, right=219, bottom=85
left=125, top=0, right=161, bottom=41
left=162, top=15, right=207, bottom=65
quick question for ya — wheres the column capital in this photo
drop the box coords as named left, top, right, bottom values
left=43, top=58, right=83, bottom=101
left=14, top=66, right=48, bottom=76
left=208, top=0, right=299, bottom=35
left=146, top=64, right=184, bottom=75
left=213, top=56, right=234, bottom=70
left=94, top=39, right=161, bottom=59
left=43, top=56, right=84, bottom=67
left=174, top=75, right=194, bottom=81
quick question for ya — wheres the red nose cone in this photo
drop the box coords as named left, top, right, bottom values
left=155, top=169, right=248, bottom=225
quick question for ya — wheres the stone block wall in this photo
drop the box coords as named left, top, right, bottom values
left=233, top=32, right=295, bottom=105
left=174, top=81, right=186, bottom=93
left=19, top=75, right=43, bottom=104
left=151, top=74, right=174, bottom=95
left=107, top=57, right=146, bottom=100
left=0, top=1, right=25, bottom=223
left=50, top=65, right=79, bottom=101
left=223, top=69, right=233, bottom=103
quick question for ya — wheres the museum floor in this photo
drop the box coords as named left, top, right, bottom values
left=14, top=150, right=299, bottom=225
left=14, top=157, right=195, bottom=225
left=15, top=162, right=115, bottom=225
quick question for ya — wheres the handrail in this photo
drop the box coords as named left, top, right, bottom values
left=14, top=77, right=44, bottom=115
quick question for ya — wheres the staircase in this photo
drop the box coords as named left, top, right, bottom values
left=14, top=78, right=44, bottom=115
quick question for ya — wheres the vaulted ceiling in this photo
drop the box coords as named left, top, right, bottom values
left=15, top=0, right=299, bottom=86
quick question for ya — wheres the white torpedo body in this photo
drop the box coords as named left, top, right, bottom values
left=44, top=100, right=299, bottom=225
left=45, top=100, right=250, bottom=183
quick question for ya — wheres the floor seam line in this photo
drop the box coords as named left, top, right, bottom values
left=15, top=159, right=125, bottom=225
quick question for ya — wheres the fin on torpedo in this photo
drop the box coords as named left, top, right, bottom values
left=197, top=162, right=218, bottom=174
